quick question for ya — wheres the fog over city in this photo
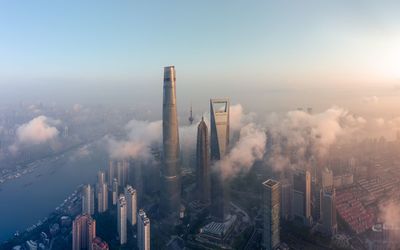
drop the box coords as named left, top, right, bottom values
left=2, top=1, right=400, bottom=250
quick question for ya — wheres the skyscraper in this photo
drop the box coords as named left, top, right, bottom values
left=112, top=178, right=119, bottom=206
left=72, top=214, right=96, bottom=250
left=196, top=116, right=210, bottom=203
left=117, top=160, right=129, bottom=187
left=117, top=194, right=127, bottom=245
left=262, top=179, right=280, bottom=250
left=161, top=66, right=181, bottom=216
left=210, top=98, right=230, bottom=221
left=320, top=188, right=337, bottom=236
left=97, top=171, right=106, bottom=185
left=280, top=178, right=292, bottom=221
left=97, top=171, right=108, bottom=213
left=82, top=184, right=95, bottom=216
left=108, top=160, right=115, bottom=187
left=125, top=185, right=137, bottom=226
left=292, top=169, right=312, bottom=225
left=97, top=186, right=108, bottom=213
left=138, top=209, right=151, bottom=250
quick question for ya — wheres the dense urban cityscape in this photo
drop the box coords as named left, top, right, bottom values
left=1, top=1, right=400, bottom=250
left=0, top=66, right=399, bottom=250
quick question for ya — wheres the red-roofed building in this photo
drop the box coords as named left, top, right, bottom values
left=92, top=237, right=109, bottom=250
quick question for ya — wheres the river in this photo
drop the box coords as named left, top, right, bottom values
left=0, top=143, right=108, bottom=243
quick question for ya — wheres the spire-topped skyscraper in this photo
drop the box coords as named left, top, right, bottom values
left=196, top=116, right=210, bottom=203
left=161, top=66, right=181, bottom=217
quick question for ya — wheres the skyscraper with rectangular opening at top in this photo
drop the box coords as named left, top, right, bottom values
left=210, top=98, right=230, bottom=221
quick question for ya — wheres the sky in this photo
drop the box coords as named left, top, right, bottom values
left=1, top=1, right=400, bottom=116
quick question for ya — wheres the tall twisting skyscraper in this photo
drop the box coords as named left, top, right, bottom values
left=137, top=209, right=151, bottom=250
left=72, top=214, right=96, bottom=250
left=262, top=179, right=280, bottom=250
left=196, top=116, right=210, bottom=203
left=210, top=98, right=230, bottom=221
left=161, top=66, right=181, bottom=216
left=125, top=185, right=137, bottom=226
left=82, top=184, right=95, bottom=215
left=117, top=194, right=127, bottom=245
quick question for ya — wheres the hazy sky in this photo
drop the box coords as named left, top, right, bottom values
left=1, top=1, right=400, bottom=116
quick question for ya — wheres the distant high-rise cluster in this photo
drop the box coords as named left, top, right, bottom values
left=108, top=159, right=129, bottom=189
left=138, top=209, right=151, bottom=250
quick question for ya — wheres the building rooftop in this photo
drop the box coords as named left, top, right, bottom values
left=263, top=179, right=279, bottom=188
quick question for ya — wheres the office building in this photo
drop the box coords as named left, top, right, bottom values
left=320, top=188, right=337, bottom=236
left=72, top=214, right=96, bottom=250
left=280, top=178, right=292, bottom=220
left=82, top=184, right=95, bottom=216
left=262, top=179, right=280, bottom=250
left=138, top=209, right=151, bottom=250
left=196, top=116, right=210, bottom=203
left=161, top=66, right=181, bottom=217
left=117, top=194, right=127, bottom=245
left=292, top=169, right=312, bottom=225
left=210, top=98, right=230, bottom=221
left=125, top=185, right=137, bottom=226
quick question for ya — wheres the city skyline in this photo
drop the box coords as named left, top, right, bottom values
left=2, top=2, right=400, bottom=249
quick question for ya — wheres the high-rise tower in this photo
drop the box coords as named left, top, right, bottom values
left=196, top=116, right=210, bottom=203
left=125, top=185, right=137, bottom=226
left=161, top=66, right=181, bottom=216
left=97, top=171, right=108, bottom=213
left=292, top=169, right=312, bottom=226
left=262, top=179, right=281, bottom=250
left=72, top=214, right=96, bottom=250
left=210, top=98, right=230, bottom=221
left=82, top=184, right=95, bottom=216
left=117, top=194, right=127, bottom=245
left=320, top=188, right=337, bottom=236
left=137, top=209, right=151, bottom=250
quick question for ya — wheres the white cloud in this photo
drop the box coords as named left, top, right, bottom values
left=16, top=116, right=59, bottom=144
